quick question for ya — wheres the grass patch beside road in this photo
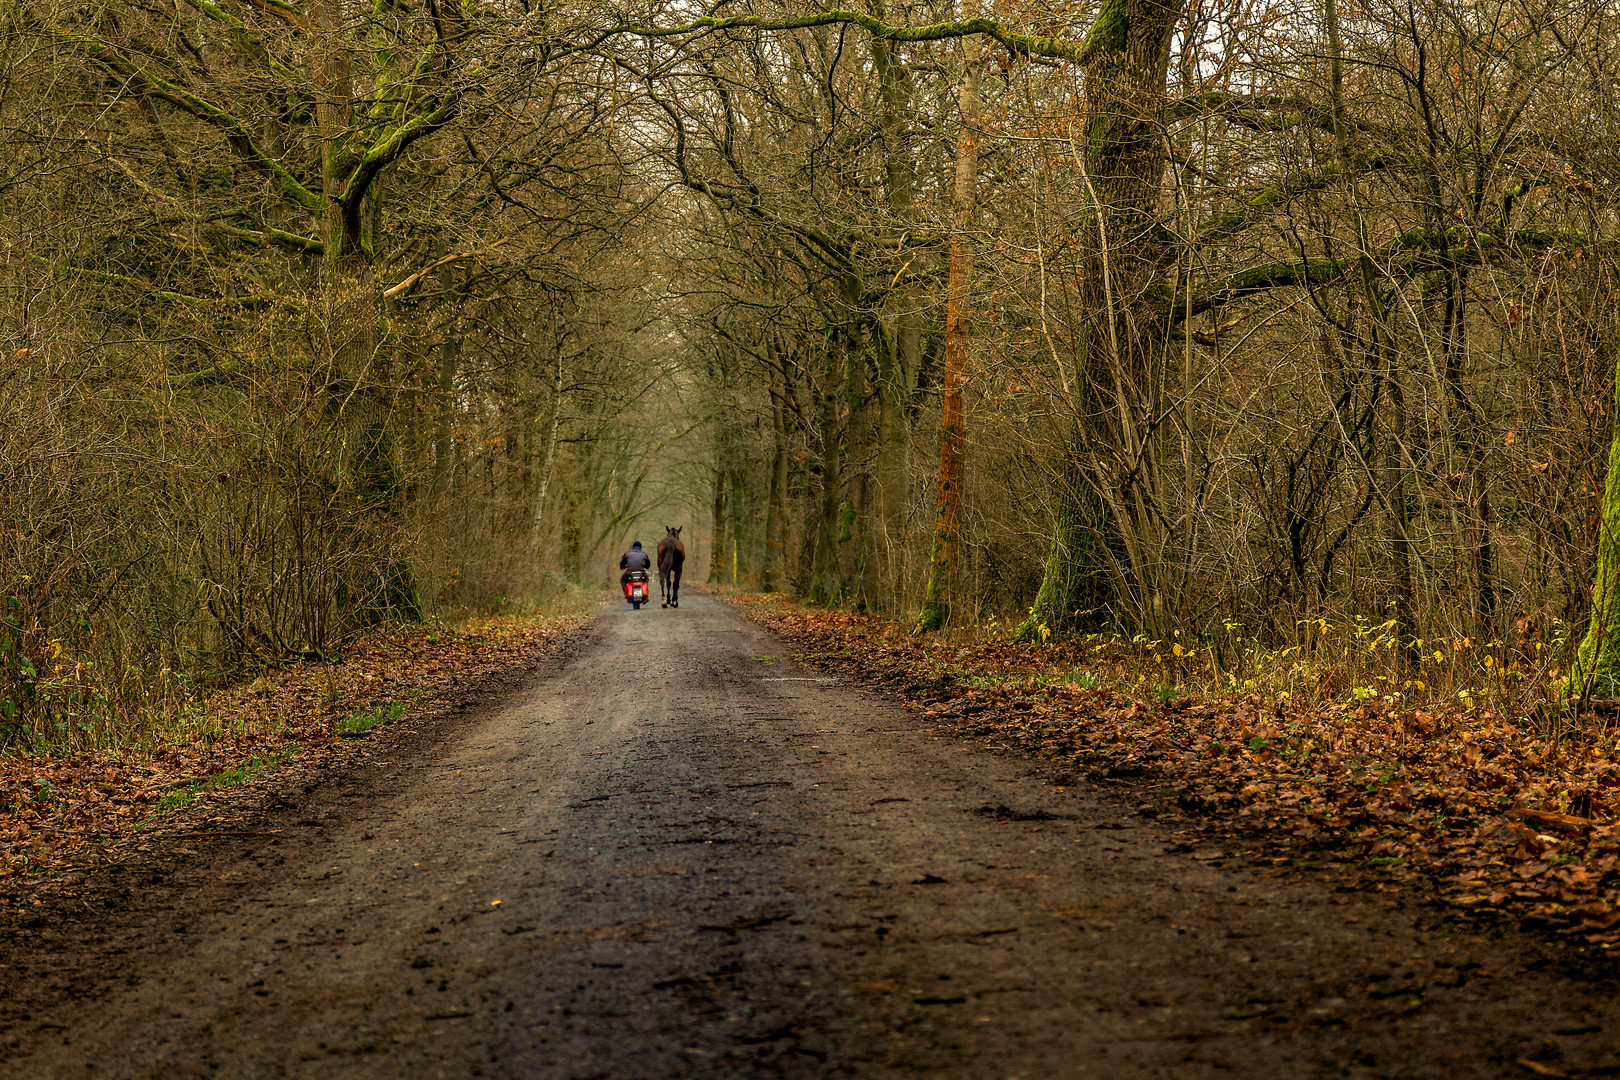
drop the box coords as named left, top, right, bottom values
left=338, top=697, right=417, bottom=738
left=158, top=745, right=302, bottom=813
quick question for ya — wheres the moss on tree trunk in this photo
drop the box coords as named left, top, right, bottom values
left=1017, top=485, right=1111, bottom=642
left=1015, top=0, right=1179, bottom=640
left=1572, top=363, right=1620, bottom=697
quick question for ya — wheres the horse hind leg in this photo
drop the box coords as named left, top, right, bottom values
left=660, top=572, right=669, bottom=607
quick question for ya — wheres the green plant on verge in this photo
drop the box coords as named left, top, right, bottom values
left=338, top=696, right=416, bottom=736
left=158, top=745, right=301, bottom=812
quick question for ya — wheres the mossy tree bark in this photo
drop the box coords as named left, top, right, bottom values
left=1018, top=0, right=1183, bottom=641
left=309, top=0, right=417, bottom=627
left=1019, top=479, right=1115, bottom=640
left=1572, top=363, right=1620, bottom=698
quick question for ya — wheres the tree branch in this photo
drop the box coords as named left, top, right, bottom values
left=590, top=9, right=1093, bottom=66
left=36, top=22, right=324, bottom=215
left=36, top=256, right=297, bottom=309
left=383, top=239, right=509, bottom=299
left=1175, top=227, right=1602, bottom=323
left=340, top=93, right=459, bottom=224
left=176, top=0, right=299, bottom=80
left=1195, top=154, right=1395, bottom=245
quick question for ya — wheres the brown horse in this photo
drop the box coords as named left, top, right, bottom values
left=657, top=526, right=685, bottom=608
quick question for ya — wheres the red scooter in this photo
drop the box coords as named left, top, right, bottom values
left=623, top=569, right=650, bottom=610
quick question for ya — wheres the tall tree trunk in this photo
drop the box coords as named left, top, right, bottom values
left=707, top=459, right=727, bottom=584
left=561, top=475, right=582, bottom=582
left=1324, top=0, right=1413, bottom=660
left=916, top=41, right=982, bottom=632
left=528, top=346, right=564, bottom=547
left=1443, top=273, right=1498, bottom=640
left=808, top=336, right=846, bottom=604
left=729, top=466, right=749, bottom=582
left=872, top=33, right=921, bottom=606
left=431, top=257, right=461, bottom=498
left=847, top=324, right=877, bottom=608
left=307, top=0, right=422, bottom=623
left=1019, top=0, right=1182, bottom=640
left=762, top=375, right=789, bottom=592
left=1573, top=359, right=1620, bottom=697
left=1385, top=361, right=1416, bottom=660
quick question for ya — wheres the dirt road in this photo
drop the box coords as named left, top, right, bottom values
left=3, top=592, right=1619, bottom=1078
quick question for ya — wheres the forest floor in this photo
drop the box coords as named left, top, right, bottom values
left=0, top=603, right=591, bottom=895
left=720, top=593, right=1620, bottom=952
left=1, top=589, right=1619, bottom=1078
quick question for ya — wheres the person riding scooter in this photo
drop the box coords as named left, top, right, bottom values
left=620, top=540, right=651, bottom=583
left=620, top=540, right=653, bottom=609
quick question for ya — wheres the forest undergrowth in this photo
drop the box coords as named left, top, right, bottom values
left=0, top=598, right=592, bottom=897
left=724, top=590, right=1620, bottom=948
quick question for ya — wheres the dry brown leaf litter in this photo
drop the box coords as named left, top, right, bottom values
left=0, top=611, right=586, bottom=895
left=727, top=593, right=1620, bottom=946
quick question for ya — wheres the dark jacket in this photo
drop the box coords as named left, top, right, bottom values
left=620, top=548, right=651, bottom=574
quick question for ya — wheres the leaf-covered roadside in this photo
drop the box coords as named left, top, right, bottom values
left=729, top=594, right=1620, bottom=946
left=0, top=610, right=588, bottom=894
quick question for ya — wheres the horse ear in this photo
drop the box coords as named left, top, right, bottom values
left=676, top=526, right=682, bottom=535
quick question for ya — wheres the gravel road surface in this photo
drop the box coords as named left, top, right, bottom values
left=4, top=592, right=1619, bottom=1078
